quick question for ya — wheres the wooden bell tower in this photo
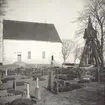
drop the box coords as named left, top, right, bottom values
left=79, top=17, right=102, bottom=67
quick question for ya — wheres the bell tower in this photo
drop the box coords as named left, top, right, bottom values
left=80, top=17, right=101, bottom=67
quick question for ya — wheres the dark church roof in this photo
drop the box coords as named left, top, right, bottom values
left=3, top=20, right=61, bottom=43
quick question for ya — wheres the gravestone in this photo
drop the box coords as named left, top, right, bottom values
left=47, top=56, right=54, bottom=92
left=48, top=68, right=54, bottom=92
left=5, top=69, right=8, bottom=76
left=53, top=80, right=59, bottom=94
left=13, top=79, right=16, bottom=91
left=26, top=83, right=30, bottom=98
left=35, top=77, right=41, bottom=100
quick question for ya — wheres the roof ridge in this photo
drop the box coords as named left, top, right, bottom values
left=3, top=19, right=53, bottom=25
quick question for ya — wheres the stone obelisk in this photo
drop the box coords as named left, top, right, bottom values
left=35, top=77, right=41, bottom=100
left=26, top=83, right=30, bottom=98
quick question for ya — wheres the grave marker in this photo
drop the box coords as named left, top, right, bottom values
left=13, top=79, right=16, bottom=91
left=26, top=83, right=30, bottom=98
left=35, top=77, right=41, bottom=100
left=48, top=68, right=54, bottom=92
left=5, top=69, right=8, bottom=76
left=53, top=80, right=59, bottom=94
left=47, top=56, right=54, bottom=92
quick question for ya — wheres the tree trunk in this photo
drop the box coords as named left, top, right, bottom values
left=100, top=25, right=104, bottom=69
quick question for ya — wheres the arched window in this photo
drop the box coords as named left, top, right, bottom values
left=28, top=51, right=31, bottom=59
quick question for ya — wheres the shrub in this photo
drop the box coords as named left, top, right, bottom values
left=16, top=81, right=24, bottom=86
left=1, top=77, right=15, bottom=83
left=78, top=79, right=91, bottom=83
left=58, top=82, right=83, bottom=92
left=55, top=74, right=78, bottom=80
left=33, top=75, right=45, bottom=81
left=20, top=76, right=31, bottom=79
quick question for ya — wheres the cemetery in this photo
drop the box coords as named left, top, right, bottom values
left=0, top=62, right=104, bottom=105
left=0, top=66, right=42, bottom=104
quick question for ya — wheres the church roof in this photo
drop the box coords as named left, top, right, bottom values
left=3, top=20, right=61, bottom=43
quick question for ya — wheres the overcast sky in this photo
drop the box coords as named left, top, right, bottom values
left=5, top=0, right=86, bottom=40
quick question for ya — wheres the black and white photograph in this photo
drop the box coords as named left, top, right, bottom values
left=0, top=0, right=105, bottom=105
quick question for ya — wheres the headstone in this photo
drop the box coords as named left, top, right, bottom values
left=26, top=83, right=30, bottom=98
left=48, top=68, right=54, bottom=92
left=47, top=56, right=54, bottom=92
left=35, top=77, right=41, bottom=100
left=5, top=69, right=7, bottom=76
left=53, top=81, right=59, bottom=94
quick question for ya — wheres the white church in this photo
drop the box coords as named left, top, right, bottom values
left=0, top=20, right=63, bottom=65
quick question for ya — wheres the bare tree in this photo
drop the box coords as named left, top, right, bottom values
left=62, top=39, right=74, bottom=62
left=74, top=46, right=84, bottom=63
left=77, top=0, right=105, bottom=68
left=0, top=0, right=7, bottom=17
